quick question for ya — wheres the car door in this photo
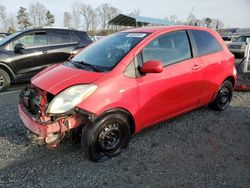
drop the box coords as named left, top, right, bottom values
left=7, top=31, right=51, bottom=75
left=188, top=30, right=226, bottom=105
left=48, top=30, right=77, bottom=64
left=136, top=30, right=204, bottom=127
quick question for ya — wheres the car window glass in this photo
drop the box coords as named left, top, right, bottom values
left=142, top=30, right=191, bottom=66
left=191, top=30, right=222, bottom=55
left=70, top=32, right=80, bottom=43
left=233, top=36, right=249, bottom=42
left=50, top=30, right=71, bottom=45
left=71, top=32, right=149, bottom=71
left=12, top=32, right=47, bottom=49
left=124, top=60, right=136, bottom=78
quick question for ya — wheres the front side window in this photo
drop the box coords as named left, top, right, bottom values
left=191, top=30, right=222, bottom=56
left=141, top=30, right=192, bottom=66
left=11, top=32, right=47, bottom=49
left=69, top=32, right=149, bottom=72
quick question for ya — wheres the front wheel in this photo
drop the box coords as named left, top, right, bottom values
left=81, top=113, right=131, bottom=162
left=0, top=68, right=10, bottom=92
left=209, top=80, right=233, bottom=111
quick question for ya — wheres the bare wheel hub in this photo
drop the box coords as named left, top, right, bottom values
left=98, top=123, right=122, bottom=151
left=218, top=86, right=230, bottom=106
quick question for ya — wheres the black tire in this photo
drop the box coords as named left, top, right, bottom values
left=81, top=113, right=131, bottom=162
left=0, top=68, right=10, bottom=92
left=68, top=126, right=82, bottom=144
left=209, top=80, right=233, bottom=111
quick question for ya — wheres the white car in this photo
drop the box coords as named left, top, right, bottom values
left=227, top=35, right=250, bottom=58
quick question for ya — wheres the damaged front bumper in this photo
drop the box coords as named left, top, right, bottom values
left=18, top=103, right=92, bottom=147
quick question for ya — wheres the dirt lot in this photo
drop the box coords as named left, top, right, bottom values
left=0, top=89, right=249, bottom=188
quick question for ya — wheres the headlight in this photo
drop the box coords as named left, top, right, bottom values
left=46, top=84, right=97, bottom=114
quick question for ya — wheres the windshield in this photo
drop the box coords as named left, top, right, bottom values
left=0, top=32, right=21, bottom=46
left=233, top=36, right=250, bottom=42
left=70, top=32, right=149, bottom=72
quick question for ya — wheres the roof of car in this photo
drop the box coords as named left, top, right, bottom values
left=122, top=25, right=213, bottom=33
left=21, top=27, right=87, bottom=33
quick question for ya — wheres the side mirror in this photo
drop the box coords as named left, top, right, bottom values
left=14, top=43, right=25, bottom=54
left=140, top=60, right=163, bottom=74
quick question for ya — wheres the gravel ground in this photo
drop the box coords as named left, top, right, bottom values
left=0, top=89, right=249, bottom=188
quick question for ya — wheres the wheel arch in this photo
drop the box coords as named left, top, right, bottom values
left=223, top=75, right=236, bottom=88
left=0, top=62, right=15, bottom=81
left=210, top=75, right=235, bottom=103
left=94, top=107, right=136, bottom=135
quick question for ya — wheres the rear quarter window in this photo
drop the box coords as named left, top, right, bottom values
left=191, top=30, right=223, bottom=56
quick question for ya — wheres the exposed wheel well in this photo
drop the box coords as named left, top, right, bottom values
left=224, top=76, right=235, bottom=87
left=96, top=108, right=136, bottom=135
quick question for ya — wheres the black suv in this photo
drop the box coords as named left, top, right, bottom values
left=0, top=28, right=92, bottom=92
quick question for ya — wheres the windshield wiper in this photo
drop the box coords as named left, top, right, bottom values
left=72, top=61, right=100, bottom=72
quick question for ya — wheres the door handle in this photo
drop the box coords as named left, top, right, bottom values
left=42, top=50, right=48, bottom=54
left=192, top=64, right=201, bottom=71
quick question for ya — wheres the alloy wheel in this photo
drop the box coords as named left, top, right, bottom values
left=0, top=74, right=5, bottom=90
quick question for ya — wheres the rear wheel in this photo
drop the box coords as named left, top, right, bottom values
left=81, top=113, right=131, bottom=162
left=0, top=68, right=10, bottom=92
left=209, top=80, right=233, bottom=111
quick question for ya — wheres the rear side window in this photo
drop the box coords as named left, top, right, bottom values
left=191, top=30, right=222, bottom=56
left=142, top=30, right=191, bottom=66
left=50, top=30, right=71, bottom=45
left=70, top=32, right=80, bottom=43
left=75, top=31, right=92, bottom=43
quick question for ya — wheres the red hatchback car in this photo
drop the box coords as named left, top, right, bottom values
left=19, top=26, right=236, bottom=161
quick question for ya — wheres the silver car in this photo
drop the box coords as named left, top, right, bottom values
left=228, top=35, right=250, bottom=58
left=0, top=34, right=7, bottom=41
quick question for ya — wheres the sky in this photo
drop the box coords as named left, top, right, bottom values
left=0, top=0, right=250, bottom=28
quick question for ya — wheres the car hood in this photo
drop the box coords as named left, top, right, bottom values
left=31, top=64, right=106, bottom=95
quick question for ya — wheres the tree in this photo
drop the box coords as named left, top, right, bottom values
left=80, top=4, right=95, bottom=31
left=130, top=9, right=140, bottom=16
left=17, top=7, right=32, bottom=30
left=0, top=5, right=8, bottom=31
left=97, top=4, right=120, bottom=30
left=45, top=11, right=55, bottom=26
left=8, top=13, right=17, bottom=33
left=215, top=19, right=224, bottom=29
left=71, top=0, right=81, bottom=29
left=63, top=12, right=72, bottom=28
left=205, top=17, right=212, bottom=27
left=186, top=14, right=197, bottom=26
left=89, top=9, right=97, bottom=31
left=29, top=2, right=48, bottom=27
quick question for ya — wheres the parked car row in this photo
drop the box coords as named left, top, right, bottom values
left=0, top=33, right=8, bottom=41
left=222, top=34, right=250, bottom=58
left=17, top=26, right=236, bottom=161
left=221, top=35, right=238, bottom=44
left=0, top=27, right=92, bottom=92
